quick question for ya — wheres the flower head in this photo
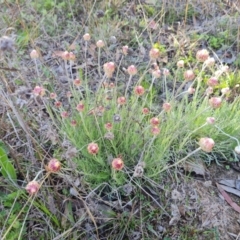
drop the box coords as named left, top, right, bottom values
left=83, top=33, right=91, bottom=41
left=207, top=77, right=218, bottom=87
left=61, top=51, right=75, bottom=61
left=142, top=108, right=149, bottom=115
left=104, top=132, right=114, bottom=140
left=61, top=111, right=69, bottom=118
left=204, top=57, right=215, bottom=67
left=87, top=143, right=99, bottom=155
left=50, top=92, right=57, bottom=99
left=73, top=78, right=81, bottom=86
left=70, top=120, right=77, bottom=127
left=177, top=60, right=184, bottom=68
left=205, top=87, right=213, bottom=96
left=96, top=40, right=105, bottom=48
left=127, top=65, right=137, bottom=75
left=54, top=101, right=62, bottom=108
left=196, top=49, right=209, bottom=62
left=163, top=102, right=171, bottom=112
left=163, top=68, right=170, bottom=76
left=184, top=70, right=195, bottom=81
left=187, top=87, right=195, bottom=94
left=149, top=48, right=160, bottom=60
left=33, top=86, right=45, bottom=97
left=30, top=49, right=39, bottom=59
left=112, top=158, right=124, bottom=170
left=26, top=181, right=40, bottom=195
left=46, top=158, right=61, bottom=173
left=209, top=97, right=222, bottom=109
left=134, top=85, right=145, bottom=96
left=150, top=117, right=160, bottom=126
left=117, top=96, right=126, bottom=105
left=199, top=137, right=215, bottom=152
left=152, top=69, right=161, bottom=78
left=122, top=45, right=129, bottom=55
left=103, top=62, right=115, bottom=78
left=105, top=122, right=113, bottom=131
left=76, top=102, right=85, bottom=112
left=151, top=126, right=160, bottom=135
left=206, top=117, right=215, bottom=125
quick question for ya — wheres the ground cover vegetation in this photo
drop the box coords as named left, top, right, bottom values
left=0, top=0, right=240, bottom=239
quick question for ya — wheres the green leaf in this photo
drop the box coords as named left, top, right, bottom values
left=0, top=146, right=17, bottom=181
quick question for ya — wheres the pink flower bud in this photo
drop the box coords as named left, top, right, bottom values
left=26, top=181, right=40, bottom=195
left=196, top=49, right=209, bottom=62
left=207, top=77, right=218, bottom=87
left=87, top=143, right=99, bottom=155
left=70, top=120, right=77, bottom=127
left=30, top=49, right=39, bottom=59
left=112, top=158, right=124, bottom=170
left=163, top=68, right=170, bottom=76
left=73, top=78, right=81, bottom=86
left=163, top=102, right=171, bottom=112
left=177, top=60, right=184, bottom=68
left=149, top=48, right=160, bottom=60
left=134, top=85, right=145, bottom=96
left=68, top=52, right=76, bottom=61
left=184, top=70, right=195, bottom=81
left=151, top=126, right=160, bottom=135
left=142, top=108, right=149, bottom=115
left=122, top=45, right=129, bottom=55
left=152, top=69, right=161, bottom=78
left=127, top=65, right=137, bottom=75
left=103, top=62, right=115, bottom=78
left=204, top=57, right=215, bottom=66
left=83, top=33, right=91, bottom=41
left=66, top=91, right=72, bottom=98
left=46, top=158, right=61, bottom=172
left=104, top=122, right=113, bottom=131
left=61, top=111, right=69, bottom=118
left=205, top=86, right=213, bottom=95
left=150, top=117, right=160, bottom=126
left=50, top=92, right=57, bottom=99
left=199, top=137, right=215, bottom=152
left=221, top=65, right=229, bottom=72
left=76, top=102, right=85, bottom=112
left=209, top=97, right=222, bottom=108
left=117, top=96, right=126, bottom=105
left=61, top=51, right=70, bottom=60
left=96, top=40, right=105, bottom=48
left=206, top=117, right=215, bottom=125
left=54, top=101, right=62, bottom=108
left=33, top=86, right=45, bottom=97
left=187, top=87, right=195, bottom=94
left=148, top=20, right=158, bottom=30
left=151, top=62, right=159, bottom=70
left=221, top=87, right=230, bottom=95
